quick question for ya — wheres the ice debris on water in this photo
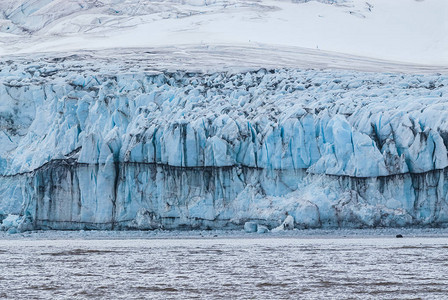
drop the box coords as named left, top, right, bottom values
left=244, top=222, right=258, bottom=233
left=243, top=222, right=270, bottom=233
left=0, top=215, right=20, bottom=233
left=257, top=225, right=269, bottom=234
left=0, top=213, right=33, bottom=234
left=272, top=214, right=295, bottom=232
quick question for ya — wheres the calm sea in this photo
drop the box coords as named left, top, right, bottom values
left=0, top=237, right=447, bottom=299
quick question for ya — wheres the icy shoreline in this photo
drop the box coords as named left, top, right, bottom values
left=2, top=227, right=448, bottom=240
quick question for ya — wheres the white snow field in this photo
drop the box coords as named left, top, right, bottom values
left=0, top=0, right=447, bottom=65
left=0, top=0, right=447, bottom=231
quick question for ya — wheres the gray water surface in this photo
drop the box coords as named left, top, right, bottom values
left=1, top=237, right=447, bottom=299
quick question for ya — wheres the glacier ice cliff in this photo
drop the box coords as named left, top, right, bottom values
left=1, top=57, right=448, bottom=230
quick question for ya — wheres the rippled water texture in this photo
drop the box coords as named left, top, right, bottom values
left=1, top=238, right=448, bottom=299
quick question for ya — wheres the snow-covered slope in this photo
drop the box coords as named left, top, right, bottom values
left=0, top=0, right=447, bottom=65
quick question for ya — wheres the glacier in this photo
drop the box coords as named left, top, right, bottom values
left=1, top=54, right=448, bottom=231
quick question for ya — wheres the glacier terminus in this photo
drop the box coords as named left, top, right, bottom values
left=1, top=50, right=448, bottom=232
